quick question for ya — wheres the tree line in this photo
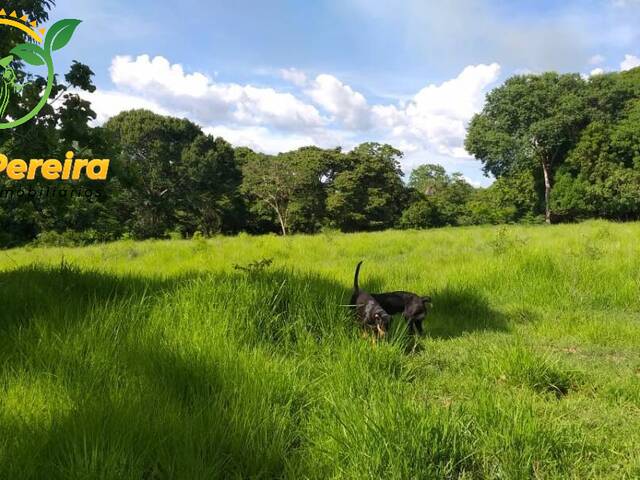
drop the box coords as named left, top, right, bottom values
left=1, top=2, right=640, bottom=247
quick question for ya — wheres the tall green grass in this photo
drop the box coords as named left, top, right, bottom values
left=1, top=220, right=639, bottom=478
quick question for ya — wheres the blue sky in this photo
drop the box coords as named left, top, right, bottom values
left=46, top=0, right=640, bottom=186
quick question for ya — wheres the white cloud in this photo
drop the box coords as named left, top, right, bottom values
left=302, top=64, right=500, bottom=158
left=204, top=126, right=315, bottom=154
left=280, top=68, right=307, bottom=86
left=81, top=55, right=500, bottom=176
left=109, top=55, right=325, bottom=130
left=589, top=54, right=605, bottom=65
left=202, top=125, right=354, bottom=155
left=307, top=74, right=372, bottom=129
left=620, top=54, right=640, bottom=71
left=582, top=67, right=606, bottom=79
left=372, top=63, right=501, bottom=158
left=78, top=90, right=169, bottom=125
left=463, top=176, right=483, bottom=188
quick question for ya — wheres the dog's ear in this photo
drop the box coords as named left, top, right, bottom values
left=422, top=296, right=432, bottom=304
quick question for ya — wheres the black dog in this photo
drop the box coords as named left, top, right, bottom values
left=350, top=261, right=391, bottom=338
left=372, top=291, right=432, bottom=335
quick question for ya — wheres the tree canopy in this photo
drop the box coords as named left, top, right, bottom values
left=1, top=3, right=640, bottom=247
left=466, top=73, right=589, bottom=223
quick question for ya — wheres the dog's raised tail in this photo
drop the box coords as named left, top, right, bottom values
left=353, top=261, right=364, bottom=292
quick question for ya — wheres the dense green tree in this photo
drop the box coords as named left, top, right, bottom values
left=327, top=143, right=407, bottom=232
left=0, top=1, right=53, bottom=56
left=400, top=165, right=474, bottom=229
left=177, top=135, right=245, bottom=236
left=408, top=164, right=449, bottom=196
left=284, top=147, right=340, bottom=233
left=241, top=147, right=337, bottom=235
left=241, top=153, right=297, bottom=236
left=105, top=110, right=248, bottom=239
left=1, top=32, right=639, bottom=246
left=466, top=73, right=588, bottom=223
left=0, top=0, right=106, bottom=246
left=464, top=171, right=539, bottom=225
left=399, top=198, right=443, bottom=229
left=104, top=110, right=201, bottom=238
left=586, top=72, right=638, bottom=123
left=552, top=100, right=640, bottom=220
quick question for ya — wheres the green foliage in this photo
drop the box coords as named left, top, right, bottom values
left=548, top=169, right=593, bottom=221
left=1, top=17, right=640, bottom=248
left=32, top=228, right=108, bottom=247
left=105, top=110, right=246, bottom=239
left=466, top=73, right=589, bottom=222
left=64, top=61, right=96, bottom=92
left=399, top=199, right=442, bottom=229
left=465, top=171, right=540, bottom=225
left=553, top=100, right=640, bottom=221
left=400, top=165, right=474, bottom=229
left=467, top=68, right=640, bottom=224
left=241, top=143, right=406, bottom=235
left=241, top=146, right=336, bottom=235
left=177, top=134, right=245, bottom=236
left=327, top=143, right=407, bottom=232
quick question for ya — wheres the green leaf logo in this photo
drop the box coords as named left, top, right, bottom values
left=10, top=43, right=47, bottom=66
left=0, top=16, right=82, bottom=130
left=44, top=19, right=82, bottom=53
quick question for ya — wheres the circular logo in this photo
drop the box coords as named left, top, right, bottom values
left=0, top=8, right=81, bottom=130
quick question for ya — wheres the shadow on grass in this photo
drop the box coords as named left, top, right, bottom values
left=0, top=263, right=346, bottom=479
left=0, top=343, right=303, bottom=479
left=0, top=262, right=183, bottom=333
left=425, top=286, right=513, bottom=339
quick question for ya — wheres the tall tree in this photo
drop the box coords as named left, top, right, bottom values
left=105, top=110, right=201, bottom=238
left=400, top=165, right=475, bottom=229
left=177, top=134, right=245, bottom=236
left=327, top=143, right=407, bottom=232
left=0, top=0, right=106, bottom=246
left=408, top=164, right=449, bottom=196
left=552, top=100, right=640, bottom=221
left=466, top=73, right=588, bottom=223
left=241, top=147, right=336, bottom=236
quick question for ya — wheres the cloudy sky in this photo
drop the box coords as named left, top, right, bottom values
left=48, top=0, right=640, bottom=186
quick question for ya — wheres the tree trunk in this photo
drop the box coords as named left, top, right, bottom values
left=541, top=161, right=552, bottom=224
left=275, top=209, right=287, bottom=236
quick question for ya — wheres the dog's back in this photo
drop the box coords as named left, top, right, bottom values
left=372, top=291, right=432, bottom=335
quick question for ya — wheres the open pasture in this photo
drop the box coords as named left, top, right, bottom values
left=1, top=221, right=639, bottom=479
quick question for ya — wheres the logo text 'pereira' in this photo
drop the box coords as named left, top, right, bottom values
left=0, top=152, right=110, bottom=180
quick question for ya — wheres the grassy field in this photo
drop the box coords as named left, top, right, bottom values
left=1, top=221, right=639, bottom=479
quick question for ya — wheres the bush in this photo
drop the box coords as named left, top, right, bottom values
left=399, top=199, right=442, bottom=229
left=32, top=229, right=109, bottom=248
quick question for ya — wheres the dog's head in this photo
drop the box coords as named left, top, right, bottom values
left=422, top=296, right=433, bottom=312
left=371, top=308, right=391, bottom=338
left=406, top=296, right=432, bottom=335
left=406, top=296, right=432, bottom=320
